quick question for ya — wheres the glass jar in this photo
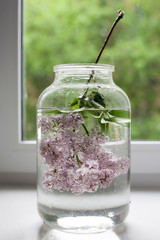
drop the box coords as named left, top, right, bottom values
left=37, top=63, right=131, bottom=233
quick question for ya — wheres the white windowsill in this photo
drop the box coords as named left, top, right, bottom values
left=1, top=186, right=160, bottom=240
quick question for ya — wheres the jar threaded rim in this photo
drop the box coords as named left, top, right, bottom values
left=53, top=63, right=115, bottom=72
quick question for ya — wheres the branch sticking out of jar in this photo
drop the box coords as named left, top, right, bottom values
left=94, top=10, right=124, bottom=65
left=86, top=10, right=124, bottom=86
left=79, top=10, right=125, bottom=107
left=70, top=10, right=125, bottom=118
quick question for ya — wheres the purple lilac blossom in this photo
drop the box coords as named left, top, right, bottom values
left=38, top=113, right=129, bottom=195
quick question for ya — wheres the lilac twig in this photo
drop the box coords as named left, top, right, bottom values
left=95, top=10, right=124, bottom=64
left=81, top=10, right=125, bottom=104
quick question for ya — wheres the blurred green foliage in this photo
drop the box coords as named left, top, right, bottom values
left=23, top=0, right=160, bottom=140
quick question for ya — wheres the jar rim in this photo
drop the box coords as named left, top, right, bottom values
left=53, top=63, right=115, bottom=72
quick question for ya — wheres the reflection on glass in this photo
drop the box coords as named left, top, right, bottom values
left=39, top=224, right=121, bottom=240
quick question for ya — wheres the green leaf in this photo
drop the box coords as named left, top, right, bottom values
left=92, top=90, right=105, bottom=107
left=109, top=110, right=130, bottom=119
left=69, top=97, right=80, bottom=107
left=70, top=89, right=106, bottom=110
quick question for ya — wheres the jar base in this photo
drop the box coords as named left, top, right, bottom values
left=38, top=203, right=129, bottom=233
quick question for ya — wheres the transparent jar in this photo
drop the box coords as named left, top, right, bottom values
left=37, top=63, right=131, bottom=233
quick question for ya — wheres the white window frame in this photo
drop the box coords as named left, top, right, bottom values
left=0, top=0, right=160, bottom=186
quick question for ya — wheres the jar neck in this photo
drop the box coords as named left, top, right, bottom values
left=53, top=63, right=115, bottom=85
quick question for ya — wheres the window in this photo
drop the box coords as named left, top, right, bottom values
left=0, top=0, right=35, bottom=183
left=23, top=0, right=160, bottom=142
left=0, top=0, right=160, bottom=186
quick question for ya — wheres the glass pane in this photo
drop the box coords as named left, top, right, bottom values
left=23, top=0, right=160, bottom=140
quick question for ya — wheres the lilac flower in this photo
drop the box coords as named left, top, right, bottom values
left=39, top=112, right=130, bottom=195
left=38, top=113, right=85, bottom=134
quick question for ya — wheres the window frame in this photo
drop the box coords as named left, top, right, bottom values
left=0, top=0, right=160, bottom=186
